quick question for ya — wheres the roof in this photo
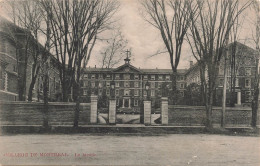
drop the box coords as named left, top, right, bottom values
left=84, top=66, right=187, bottom=74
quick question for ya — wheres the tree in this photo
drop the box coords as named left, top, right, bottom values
left=6, top=0, right=45, bottom=101
left=186, top=0, right=250, bottom=129
left=251, top=0, right=260, bottom=128
left=100, top=29, right=128, bottom=68
left=141, top=0, right=195, bottom=97
left=44, top=0, right=119, bottom=127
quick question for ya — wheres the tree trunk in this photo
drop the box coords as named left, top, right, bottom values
left=252, top=59, right=259, bottom=128
left=43, top=74, right=49, bottom=128
left=27, top=75, right=37, bottom=101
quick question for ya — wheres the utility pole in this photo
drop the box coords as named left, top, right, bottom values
left=221, top=37, right=229, bottom=128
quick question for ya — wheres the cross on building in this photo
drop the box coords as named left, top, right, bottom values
left=124, top=49, right=131, bottom=64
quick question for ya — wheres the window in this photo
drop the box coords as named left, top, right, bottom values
left=158, top=75, right=163, bottom=80
left=134, top=82, right=139, bottom=88
left=99, top=82, right=103, bottom=88
left=143, top=90, right=147, bottom=96
left=91, top=82, right=95, bottom=88
left=151, top=82, right=155, bottom=88
left=143, top=75, right=148, bottom=80
left=179, top=76, right=184, bottom=81
left=134, top=89, right=139, bottom=96
left=151, top=75, right=155, bottom=80
left=134, top=75, right=139, bottom=80
left=158, top=90, right=162, bottom=96
left=245, top=91, right=251, bottom=102
left=235, top=78, right=239, bottom=87
left=124, top=81, right=129, bottom=87
left=245, top=68, right=251, bottom=76
left=219, top=79, right=224, bottom=87
left=99, top=89, right=102, bottom=96
left=13, top=65, right=17, bottom=72
left=106, top=82, right=110, bottom=87
left=116, top=99, right=119, bottom=106
left=245, top=79, right=251, bottom=88
left=115, top=89, right=119, bottom=96
left=99, top=74, right=103, bottom=79
left=180, top=83, right=184, bottom=89
left=180, top=91, right=184, bottom=97
left=124, top=74, right=130, bottom=80
left=84, top=74, right=88, bottom=79
left=115, top=74, right=120, bottom=79
left=53, top=77, right=56, bottom=93
left=106, top=89, right=110, bottom=96
left=83, top=89, right=87, bottom=95
left=166, top=75, right=170, bottom=81
left=124, top=89, right=129, bottom=96
left=91, top=74, right=95, bottom=79
left=158, top=82, right=162, bottom=88
left=134, top=99, right=139, bottom=106
left=115, top=82, right=120, bottom=87
left=151, top=90, right=155, bottom=96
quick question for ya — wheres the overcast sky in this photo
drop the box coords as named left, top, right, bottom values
left=89, top=0, right=257, bottom=70
left=0, top=0, right=258, bottom=70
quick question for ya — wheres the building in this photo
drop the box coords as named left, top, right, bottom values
left=185, top=42, right=258, bottom=106
left=82, top=56, right=187, bottom=111
left=0, top=17, right=61, bottom=101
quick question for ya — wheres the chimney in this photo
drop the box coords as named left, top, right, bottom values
left=95, top=65, right=96, bottom=68
left=189, top=61, right=193, bottom=68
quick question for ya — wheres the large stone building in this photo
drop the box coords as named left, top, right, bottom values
left=82, top=56, right=187, bottom=111
left=83, top=42, right=258, bottom=109
left=185, top=42, right=258, bottom=106
left=0, top=17, right=61, bottom=101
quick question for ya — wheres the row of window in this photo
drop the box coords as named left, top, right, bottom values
left=84, top=73, right=178, bottom=81
left=219, top=78, right=252, bottom=88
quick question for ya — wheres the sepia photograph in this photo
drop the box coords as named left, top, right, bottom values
left=0, top=0, right=259, bottom=165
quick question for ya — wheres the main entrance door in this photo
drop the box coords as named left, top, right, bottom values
left=116, top=97, right=142, bottom=124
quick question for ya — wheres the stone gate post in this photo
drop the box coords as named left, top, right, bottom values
left=144, top=100, right=151, bottom=125
left=161, top=97, right=168, bottom=125
left=90, top=95, right=98, bottom=124
left=109, top=99, right=116, bottom=124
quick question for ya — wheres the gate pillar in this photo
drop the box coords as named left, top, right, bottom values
left=109, top=99, right=116, bottom=124
left=144, top=100, right=151, bottom=125
left=90, top=95, right=98, bottom=124
left=161, top=97, right=168, bottom=125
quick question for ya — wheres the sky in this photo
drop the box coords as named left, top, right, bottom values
left=88, top=0, right=257, bottom=70
left=0, top=0, right=258, bottom=70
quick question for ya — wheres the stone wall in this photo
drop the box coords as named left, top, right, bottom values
left=168, top=105, right=252, bottom=127
left=0, top=101, right=90, bottom=126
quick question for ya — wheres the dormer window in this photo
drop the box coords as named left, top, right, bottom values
left=158, top=75, right=163, bottom=80
left=115, top=74, right=120, bottom=79
left=134, top=75, right=139, bottom=80
left=166, top=75, right=170, bottom=81
left=151, top=75, right=155, bottom=80
left=124, top=74, right=130, bottom=80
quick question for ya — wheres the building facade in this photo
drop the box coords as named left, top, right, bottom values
left=0, top=17, right=61, bottom=101
left=185, top=42, right=258, bottom=106
left=82, top=57, right=187, bottom=111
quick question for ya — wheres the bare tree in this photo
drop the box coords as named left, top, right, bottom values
left=251, top=0, right=260, bottom=128
left=5, top=0, right=46, bottom=101
left=141, top=0, right=195, bottom=95
left=43, top=0, right=119, bottom=127
left=100, top=29, right=128, bottom=68
left=186, top=0, right=250, bottom=129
